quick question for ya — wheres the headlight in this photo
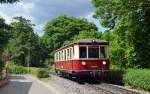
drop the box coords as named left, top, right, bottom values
left=102, top=61, right=106, bottom=65
left=81, top=61, right=86, bottom=66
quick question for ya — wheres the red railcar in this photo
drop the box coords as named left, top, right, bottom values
left=54, top=39, right=109, bottom=79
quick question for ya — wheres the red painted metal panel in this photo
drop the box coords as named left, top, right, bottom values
left=55, top=59, right=109, bottom=71
left=72, top=59, right=109, bottom=71
left=55, top=60, right=73, bottom=71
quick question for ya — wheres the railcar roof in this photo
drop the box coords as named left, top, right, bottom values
left=55, top=39, right=108, bottom=52
left=73, top=39, right=108, bottom=43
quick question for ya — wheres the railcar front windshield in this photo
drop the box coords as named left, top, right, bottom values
left=100, top=46, right=106, bottom=58
left=79, top=45, right=108, bottom=59
left=88, top=46, right=99, bottom=58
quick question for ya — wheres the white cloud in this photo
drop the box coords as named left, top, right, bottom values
left=85, top=12, right=106, bottom=32
left=0, top=11, right=12, bottom=24
left=16, top=2, right=34, bottom=13
left=0, top=0, right=105, bottom=35
left=34, top=24, right=45, bottom=36
left=85, top=12, right=95, bottom=22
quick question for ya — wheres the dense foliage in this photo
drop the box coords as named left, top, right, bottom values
left=92, top=0, right=150, bottom=68
left=36, top=68, right=49, bottom=78
left=123, top=69, right=150, bottom=91
left=0, top=0, right=18, bottom=3
left=0, top=1, right=19, bottom=72
left=0, top=17, right=10, bottom=53
left=0, top=60, right=4, bottom=73
left=6, top=62, right=28, bottom=74
left=5, top=17, right=46, bottom=67
left=0, top=17, right=10, bottom=72
left=107, top=67, right=150, bottom=91
left=107, top=69, right=124, bottom=85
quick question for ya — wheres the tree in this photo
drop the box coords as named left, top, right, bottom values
left=0, top=17, right=10, bottom=53
left=0, top=0, right=19, bottom=52
left=62, top=31, right=102, bottom=46
left=6, top=16, right=46, bottom=67
left=0, top=17, right=10, bottom=73
left=42, top=15, right=98, bottom=64
left=0, top=0, right=19, bottom=51
left=0, top=0, right=18, bottom=3
left=92, top=0, right=150, bottom=68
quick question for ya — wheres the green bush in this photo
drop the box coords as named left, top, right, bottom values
left=123, top=69, right=150, bottom=91
left=36, top=68, right=49, bottom=78
left=48, top=65, right=54, bottom=72
left=0, top=60, right=4, bottom=76
left=6, top=63, right=28, bottom=74
left=106, top=69, right=124, bottom=85
left=28, top=67, right=39, bottom=75
left=6, top=62, right=49, bottom=79
left=0, top=60, right=4, bottom=72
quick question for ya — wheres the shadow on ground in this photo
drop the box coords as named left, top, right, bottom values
left=0, top=75, right=32, bottom=94
left=10, top=75, right=26, bottom=80
left=58, top=69, right=124, bottom=85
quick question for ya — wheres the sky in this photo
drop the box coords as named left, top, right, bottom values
left=0, top=0, right=106, bottom=35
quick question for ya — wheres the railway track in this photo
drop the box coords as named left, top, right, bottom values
left=49, top=73, right=143, bottom=94
left=85, top=83, right=141, bottom=94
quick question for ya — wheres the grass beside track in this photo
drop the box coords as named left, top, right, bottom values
left=5, top=63, right=50, bottom=79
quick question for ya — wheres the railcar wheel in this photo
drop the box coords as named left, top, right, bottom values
left=56, top=70, right=62, bottom=77
left=55, top=69, right=58, bottom=74
left=76, top=76, right=84, bottom=84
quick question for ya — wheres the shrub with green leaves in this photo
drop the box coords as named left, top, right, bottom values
left=48, top=65, right=54, bottom=72
left=36, top=68, right=49, bottom=78
left=6, top=62, right=49, bottom=78
left=0, top=59, right=4, bottom=70
left=0, top=59, right=4, bottom=75
left=107, top=69, right=124, bottom=85
left=28, top=67, right=39, bottom=75
left=123, top=69, right=150, bottom=91
left=6, top=62, right=28, bottom=74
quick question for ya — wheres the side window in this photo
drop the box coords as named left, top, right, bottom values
left=67, top=49, right=70, bottom=59
left=72, top=47, right=74, bottom=59
left=54, top=53, right=56, bottom=61
left=60, top=52, right=61, bottom=60
left=55, top=53, right=57, bottom=61
left=100, top=46, right=106, bottom=58
left=62, top=50, right=64, bottom=60
left=70, top=48, right=72, bottom=59
left=71, top=48, right=73, bottom=59
left=64, top=50, right=66, bottom=60
left=66, top=49, right=67, bottom=60
left=59, top=52, right=61, bottom=60
left=79, top=46, right=87, bottom=58
left=57, top=53, right=58, bottom=61
left=58, top=52, right=60, bottom=61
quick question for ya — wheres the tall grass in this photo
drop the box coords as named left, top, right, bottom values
left=5, top=62, right=49, bottom=78
left=123, top=69, right=150, bottom=91
left=107, top=64, right=150, bottom=91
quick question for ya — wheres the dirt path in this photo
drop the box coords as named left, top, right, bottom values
left=0, top=75, right=61, bottom=94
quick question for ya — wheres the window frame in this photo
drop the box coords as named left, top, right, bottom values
left=55, top=45, right=108, bottom=61
left=79, top=45, right=88, bottom=59
left=88, top=45, right=100, bottom=59
left=78, top=45, right=108, bottom=59
left=99, top=45, right=108, bottom=59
